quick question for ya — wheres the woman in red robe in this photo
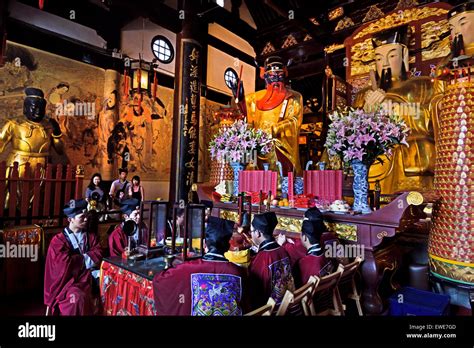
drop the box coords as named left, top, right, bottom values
left=153, top=217, right=248, bottom=315
left=248, top=212, right=295, bottom=309
left=44, top=199, right=103, bottom=315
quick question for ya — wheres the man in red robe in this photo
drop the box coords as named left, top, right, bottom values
left=277, top=207, right=332, bottom=286
left=248, top=212, right=295, bottom=309
left=153, top=217, right=248, bottom=315
left=44, top=199, right=103, bottom=315
left=108, top=198, right=140, bottom=257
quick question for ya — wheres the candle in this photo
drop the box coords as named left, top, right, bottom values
left=288, top=171, right=294, bottom=202
left=153, top=70, right=158, bottom=99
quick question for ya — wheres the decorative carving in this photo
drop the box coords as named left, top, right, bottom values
left=407, top=191, right=423, bottom=206
left=303, top=34, right=313, bottom=41
left=220, top=210, right=239, bottom=222
left=324, top=222, right=358, bottom=241
left=376, top=231, right=389, bottom=240
left=354, top=7, right=449, bottom=40
left=362, top=5, right=385, bottom=23
left=395, top=0, right=419, bottom=11
left=429, top=256, right=474, bottom=284
left=350, top=38, right=376, bottom=76
left=309, top=18, right=319, bottom=26
left=261, top=42, right=276, bottom=56
left=328, top=7, right=344, bottom=21
left=324, top=43, right=345, bottom=54
left=1, top=225, right=43, bottom=245
left=281, top=34, right=298, bottom=49
left=421, top=20, right=451, bottom=61
left=75, top=165, right=85, bottom=176
left=275, top=217, right=302, bottom=233
left=335, top=17, right=355, bottom=32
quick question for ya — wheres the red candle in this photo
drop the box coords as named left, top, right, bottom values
left=153, top=70, right=158, bottom=99
left=271, top=172, right=277, bottom=197
left=288, top=171, right=294, bottom=201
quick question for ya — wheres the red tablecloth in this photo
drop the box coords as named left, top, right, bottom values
left=100, top=260, right=156, bottom=316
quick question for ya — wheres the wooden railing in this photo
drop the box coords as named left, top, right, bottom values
left=0, top=161, right=84, bottom=227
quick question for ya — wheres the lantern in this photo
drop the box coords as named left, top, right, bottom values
left=183, top=204, right=206, bottom=261
left=130, top=59, right=151, bottom=92
left=137, top=200, right=168, bottom=258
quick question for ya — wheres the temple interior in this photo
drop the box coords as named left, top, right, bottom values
left=0, top=0, right=473, bottom=321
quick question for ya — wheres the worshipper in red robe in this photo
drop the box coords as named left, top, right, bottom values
left=108, top=199, right=141, bottom=257
left=248, top=212, right=295, bottom=309
left=277, top=207, right=332, bottom=286
left=294, top=220, right=333, bottom=286
left=44, top=199, right=103, bottom=315
left=153, top=217, right=248, bottom=316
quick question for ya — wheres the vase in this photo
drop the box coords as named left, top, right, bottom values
left=230, top=162, right=245, bottom=196
left=351, top=159, right=372, bottom=214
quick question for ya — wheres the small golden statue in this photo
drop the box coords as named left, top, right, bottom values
left=0, top=87, right=63, bottom=178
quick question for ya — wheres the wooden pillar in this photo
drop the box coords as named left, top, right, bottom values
left=169, top=0, right=204, bottom=204
left=0, top=0, right=8, bottom=67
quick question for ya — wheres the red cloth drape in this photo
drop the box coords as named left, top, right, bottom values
left=100, top=261, right=156, bottom=316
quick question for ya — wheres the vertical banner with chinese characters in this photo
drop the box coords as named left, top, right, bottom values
left=176, top=39, right=202, bottom=203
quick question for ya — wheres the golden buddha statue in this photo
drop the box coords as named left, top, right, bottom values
left=0, top=88, right=63, bottom=178
left=353, top=26, right=440, bottom=194
left=245, top=56, right=303, bottom=176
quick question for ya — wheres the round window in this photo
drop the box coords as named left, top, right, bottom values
left=151, top=35, right=174, bottom=64
left=224, top=67, right=238, bottom=89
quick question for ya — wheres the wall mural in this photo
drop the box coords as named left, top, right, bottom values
left=0, top=42, right=176, bottom=181
left=198, top=98, right=225, bottom=183
left=113, top=87, right=174, bottom=180
left=0, top=42, right=104, bottom=179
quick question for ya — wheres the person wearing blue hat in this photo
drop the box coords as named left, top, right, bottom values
left=248, top=212, right=295, bottom=309
left=153, top=216, right=248, bottom=316
left=108, top=198, right=141, bottom=257
left=44, top=199, right=103, bottom=315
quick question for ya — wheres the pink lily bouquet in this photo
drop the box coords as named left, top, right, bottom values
left=209, top=120, right=273, bottom=163
left=325, top=107, right=410, bottom=165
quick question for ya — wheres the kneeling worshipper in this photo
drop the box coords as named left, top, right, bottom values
left=249, top=212, right=295, bottom=309
left=277, top=207, right=328, bottom=267
left=153, top=217, right=248, bottom=315
left=44, top=199, right=104, bottom=315
left=293, top=220, right=333, bottom=287
left=108, top=198, right=141, bottom=257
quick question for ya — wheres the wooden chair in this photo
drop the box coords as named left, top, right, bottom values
left=244, top=297, right=276, bottom=316
left=337, top=257, right=363, bottom=316
left=309, top=268, right=344, bottom=316
left=275, top=276, right=318, bottom=316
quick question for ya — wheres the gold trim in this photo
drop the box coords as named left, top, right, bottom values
left=429, top=253, right=474, bottom=267
left=429, top=256, right=474, bottom=284
left=354, top=7, right=449, bottom=40
left=407, top=191, right=423, bottom=206
left=325, top=222, right=357, bottom=241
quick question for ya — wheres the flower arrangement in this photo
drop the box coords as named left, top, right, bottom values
left=324, top=107, right=409, bottom=165
left=209, top=120, right=273, bottom=163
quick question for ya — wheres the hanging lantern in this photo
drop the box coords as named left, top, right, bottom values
left=130, top=59, right=151, bottom=92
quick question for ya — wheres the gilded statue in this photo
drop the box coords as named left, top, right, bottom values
left=244, top=56, right=303, bottom=176
left=0, top=87, right=63, bottom=177
left=353, top=25, right=440, bottom=194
